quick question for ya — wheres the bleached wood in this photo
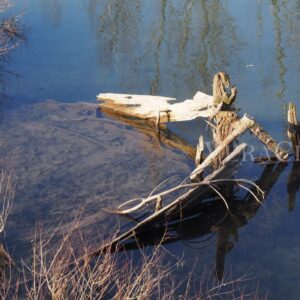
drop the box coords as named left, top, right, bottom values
left=190, top=115, right=254, bottom=180
left=97, top=92, right=214, bottom=123
left=195, top=135, right=204, bottom=166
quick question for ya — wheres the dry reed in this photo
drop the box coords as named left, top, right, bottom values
left=0, top=222, right=266, bottom=299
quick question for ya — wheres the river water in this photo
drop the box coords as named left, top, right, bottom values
left=1, top=0, right=300, bottom=298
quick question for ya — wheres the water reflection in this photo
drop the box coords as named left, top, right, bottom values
left=287, top=161, right=300, bottom=211
left=4, top=0, right=300, bottom=298
left=100, top=108, right=197, bottom=160
left=0, top=5, right=26, bottom=105
left=271, top=0, right=287, bottom=100
left=87, top=0, right=240, bottom=97
left=117, top=161, right=290, bottom=281
left=41, top=0, right=63, bottom=27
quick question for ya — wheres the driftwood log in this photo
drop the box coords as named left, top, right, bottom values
left=211, top=72, right=238, bottom=167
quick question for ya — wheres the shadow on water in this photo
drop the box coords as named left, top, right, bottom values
left=287, top=161, right=300, bottom=211
left=114, top=161, right=300, bottom=282
left=99, top=107, right=197, bottom=160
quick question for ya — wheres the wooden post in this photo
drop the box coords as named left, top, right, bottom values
left=211, top=72, right=238, bottom=168
left=287, top=102, right=300, bottom=160
left=212, top=111, right=239, bottom=168
left=287, top=161, right=300, bottom=211
left=195, top=135, right=205, bottom=166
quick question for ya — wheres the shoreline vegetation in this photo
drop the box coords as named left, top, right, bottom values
left=0, top=219, right=265, bottom=299
left=0, top=0, right=24, bottom=56
left=0, top=0, right=25, bottom=102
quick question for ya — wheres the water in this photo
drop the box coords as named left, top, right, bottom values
left=1, top=0, right=300, bottom=298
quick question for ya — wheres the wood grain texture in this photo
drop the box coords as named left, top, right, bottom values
left=97, top=91, right=214, bottom=122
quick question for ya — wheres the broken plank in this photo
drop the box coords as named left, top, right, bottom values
left=97, top=92, right=214, bottom=123
left=248, top=116, right=289, bottom=161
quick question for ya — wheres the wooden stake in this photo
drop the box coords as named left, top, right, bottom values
left=195, top=135, right=205, bottom=166
left=287, top=102, right=300, bottom=159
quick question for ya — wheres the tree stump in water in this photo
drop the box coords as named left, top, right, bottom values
left=212, top=72, right=238, bottom=169
left=287, top=102, right=300, bottom=160
left=213, top=111, right=239, bottom=168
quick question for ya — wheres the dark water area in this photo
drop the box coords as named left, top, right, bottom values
left=1, top=0, right=300, bottom=298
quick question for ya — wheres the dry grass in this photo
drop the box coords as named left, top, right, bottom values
left=0, top=167, right=15, bottom=299
left=0, top=168, right=14, bottom=233
left=20, top=227, right=177, bottom=300
left=0, top=160, right=265, bottom=299
left=0, top=222, right=266, bottom=299
left=0, top=0, right=24, bottom=57
left=0, top=167, right=265, bottom=299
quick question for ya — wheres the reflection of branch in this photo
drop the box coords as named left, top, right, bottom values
left=41, top=0, right=62, bottom=27
left=255, top=0, right=263, bottom=37
left=214, top=161, right=286, bottom=280
left=96, top=160, right=286, bottom=282
left=287, top=161, right=300, bottom=212
left=250, top=162, right=286, bottom=200
left=100, top=107, right=196, bottom=159
left=151, top=0, right=166, bottom=95
left=271, top=0, right=287, bottom=99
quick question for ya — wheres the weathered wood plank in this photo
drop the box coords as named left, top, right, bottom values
left=248, top=116, right=289, bottom=161
left=97, top=92, right=214, bottom=123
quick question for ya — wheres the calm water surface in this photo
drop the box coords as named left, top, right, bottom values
left=1, top=0, right=300, bottom=298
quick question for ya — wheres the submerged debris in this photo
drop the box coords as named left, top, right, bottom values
left=92, top=71, right=299, bottom=261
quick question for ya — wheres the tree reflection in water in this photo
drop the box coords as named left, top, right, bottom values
left=86, top=0, right=240, bottom=97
